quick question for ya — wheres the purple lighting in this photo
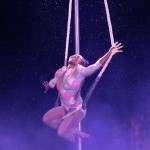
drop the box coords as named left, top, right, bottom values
left=0, top=0, right=149, bottom=150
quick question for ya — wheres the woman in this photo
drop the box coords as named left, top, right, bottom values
left=42, top=42, right=123, bottom=142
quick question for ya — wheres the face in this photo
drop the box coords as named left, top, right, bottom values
left=68, top=54, right=83, bottom=65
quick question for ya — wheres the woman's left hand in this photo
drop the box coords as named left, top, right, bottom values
left=109, top=42, right=123, bottom=55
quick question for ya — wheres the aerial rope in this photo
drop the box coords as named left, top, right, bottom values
left=64, top=0, right=73, bottom=66
left=74, top=1, right=82, bottom=150
left=104, top=0, right=114, bottom=45
left=55, top=0, right=73, bottom=107
left=82, top=0, right=115, bottom=109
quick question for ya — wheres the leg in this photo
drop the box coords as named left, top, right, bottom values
left=43, top=106, right=67, bottom=129
left=57, top=109, right=89, bottom=142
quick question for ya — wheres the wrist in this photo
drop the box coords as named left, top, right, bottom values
left=49, top=81, right=55, bottom=88
left=108, top=48, right=112, bottom=53
left=109, top=49, right=116, bottom=56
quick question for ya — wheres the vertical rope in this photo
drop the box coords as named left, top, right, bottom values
left=75, top=0, right=80, bottom=54
left=55, top=0, right=73, bottom=107
left=78, top=122, right=82, bottom=150
left=74, top=0, right=82, bottom=150
left=64, top=0, right=73, bottom=66
left=104, top=0, right=114, bottom=45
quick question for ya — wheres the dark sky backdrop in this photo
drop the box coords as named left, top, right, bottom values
left=0, top=0, right=150, bottom=150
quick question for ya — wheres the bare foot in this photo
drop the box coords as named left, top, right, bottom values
left=74, top=128, right=90, bottom=139
left=77, top=131, right=90, bottom=139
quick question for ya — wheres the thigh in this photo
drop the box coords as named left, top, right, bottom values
left=58, top=109, right=85, bottom=132
left=72, top=109, right=86, bottom=122
left=43, top=106, right=67, bottom=120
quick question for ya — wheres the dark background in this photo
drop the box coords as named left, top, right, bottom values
left=0, top=0, right=150, bottom=150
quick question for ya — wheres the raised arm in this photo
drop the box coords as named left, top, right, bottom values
left=78, top=60, right=102, bottom=77
left=99, top=42, right=123, bottom=65
left=79, top=42, right=123, bottom=77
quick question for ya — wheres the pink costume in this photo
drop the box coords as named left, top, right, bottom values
left=49, top=60, right=102, bottom=112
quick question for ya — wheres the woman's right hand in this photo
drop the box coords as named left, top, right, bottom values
left=42, top=81, right=50, bottom=93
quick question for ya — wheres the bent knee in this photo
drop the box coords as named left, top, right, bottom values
left=57, top=129, right=66, bottom=138
left=42, top=114, right=48, bottom=124
left=43, top=114, right=60, bottom=129
left=42, top=114, right=52, bottom=125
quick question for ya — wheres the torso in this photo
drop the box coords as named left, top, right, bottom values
left=56, top=65, right=85, bottom=110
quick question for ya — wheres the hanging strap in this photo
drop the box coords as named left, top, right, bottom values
left=55, top=0, right=73, bottom=107
left=82, top=0, right=115, bottom=109
left=64, top=0, right=73, bottom=66
left=104, top=0, right=114, bottom=45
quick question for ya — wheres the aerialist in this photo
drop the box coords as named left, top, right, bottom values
left=42, top=42, right=123, bottom=142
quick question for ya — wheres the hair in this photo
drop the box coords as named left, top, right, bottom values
left=69, top=54, right=89, bottom=66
